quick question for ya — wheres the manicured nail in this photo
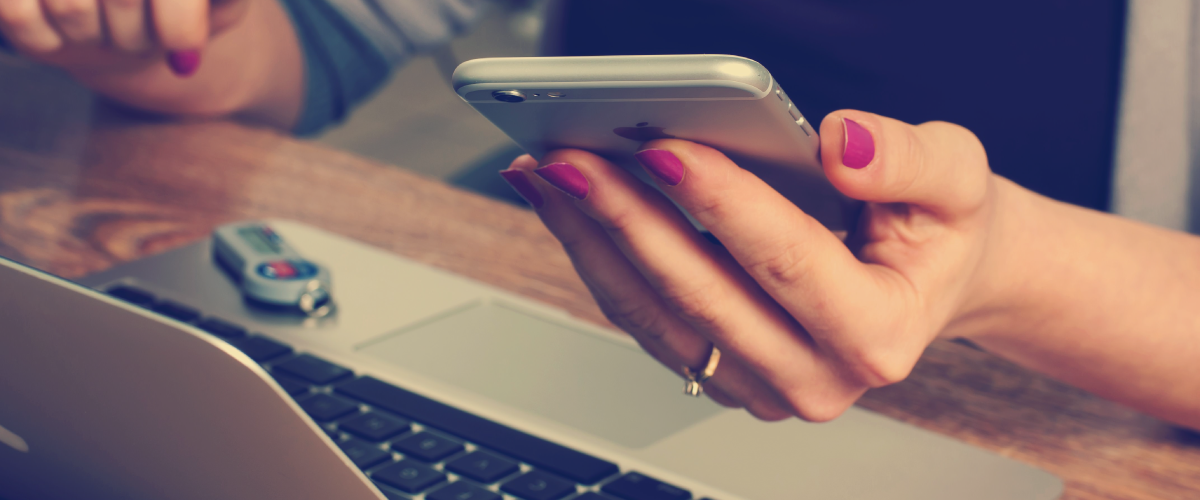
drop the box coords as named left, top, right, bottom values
left=498, top=169, right=545, bottom=208
left=842, top=118, right=875, bottom=169
left=534, top=162, right=590, bottom=200
left=167, top=50, right=202, bottom=77
left=634, top=149, right=685, bottom=186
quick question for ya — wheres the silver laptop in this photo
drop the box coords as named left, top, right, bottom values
left=0, top=220, right=1062, bottom=500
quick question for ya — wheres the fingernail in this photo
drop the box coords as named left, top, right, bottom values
left=534, top=162, right=590, bottom=200
left=842, top=118, right=875, bottom=169
left=499, top=169, right=545, bottom=208
left=167, top=50, right=202, bottom=77
left=634, top=149, right=685, bottom=186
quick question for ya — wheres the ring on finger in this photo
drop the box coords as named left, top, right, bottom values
left=682, top=344, right=721, bottom=397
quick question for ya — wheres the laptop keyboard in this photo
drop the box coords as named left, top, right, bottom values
left=104, top=284, right=711, bottom=500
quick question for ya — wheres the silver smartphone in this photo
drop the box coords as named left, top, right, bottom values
left=452, top=54, right=855, bottom=231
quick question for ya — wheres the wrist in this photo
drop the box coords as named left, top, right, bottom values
left=942, top=175, right=1054, bottom=340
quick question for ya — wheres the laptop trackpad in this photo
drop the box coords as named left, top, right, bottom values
left=357, top=300, right=723, bottom=449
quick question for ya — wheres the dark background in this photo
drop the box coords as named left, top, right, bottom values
left=561, top=0, right=1128, bottom=211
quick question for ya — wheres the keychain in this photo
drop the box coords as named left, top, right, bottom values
left=212, top=221, right=334, bottom=318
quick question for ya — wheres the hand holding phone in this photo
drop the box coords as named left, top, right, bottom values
left=496, top=105, right=1005, bottom=425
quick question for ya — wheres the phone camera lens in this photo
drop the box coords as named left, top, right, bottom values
left=492, top=90, right=526, bottom=103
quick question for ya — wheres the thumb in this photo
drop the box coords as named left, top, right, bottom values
left=818, top=111, right=991, bottom=218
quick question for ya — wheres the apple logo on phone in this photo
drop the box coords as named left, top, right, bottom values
left=613, top=122, right=675, bottom=142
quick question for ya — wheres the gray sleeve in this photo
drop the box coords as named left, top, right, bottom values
left=325, top=0, right=491, bottom=65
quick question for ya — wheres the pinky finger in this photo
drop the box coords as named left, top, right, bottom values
left=0, top=0, right=64, bottom=54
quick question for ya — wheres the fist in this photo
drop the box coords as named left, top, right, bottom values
left=0, top=0, right=249, bottom=76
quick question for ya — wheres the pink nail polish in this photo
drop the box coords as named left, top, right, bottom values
left=499, top=169, right=545, bottom=208
left=167, top=50, right=202, bottom=77
left=842, top=118, right=875, bottom=169
left=534, top=162, right=589, bottom=200
left=634, top=149, right=685, bottom=186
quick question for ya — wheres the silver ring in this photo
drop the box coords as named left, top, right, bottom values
left=682, top=345, right=721, bottom=397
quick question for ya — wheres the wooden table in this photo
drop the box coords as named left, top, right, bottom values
left=0, top=113, right=1196, bottom=500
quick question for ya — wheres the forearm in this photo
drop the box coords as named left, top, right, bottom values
left=967, top=177, right=1200, bottom=429
left=66, top=0, right=303, bottom=130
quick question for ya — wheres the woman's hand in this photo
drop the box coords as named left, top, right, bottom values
left=0, top=0, right=249, bottom=77
left=500, top=110, right=1010, bottom=421
left=0, top=0, right=302, bottom=129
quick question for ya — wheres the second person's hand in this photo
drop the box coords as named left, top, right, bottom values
left=0, top=0, right=250, bottom=77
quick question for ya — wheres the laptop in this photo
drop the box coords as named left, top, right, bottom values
left=0, top=219, right=1063, bottom=500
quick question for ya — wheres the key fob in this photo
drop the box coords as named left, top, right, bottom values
left=212, top=221, right=334, bottom=318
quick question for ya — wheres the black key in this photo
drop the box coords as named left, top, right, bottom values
left=427, top=481, right=501, bottom=500
left=338, top=438, right=393, bottom=470
left=195, top=317, right=247, bottom=339
left=152, top=300, right=201, bottom=323
left=601, top=472, right=691, bottom=500
left=229, top=335, right=292, bottom=362
left=391, top=431, right=463, bottom=462
left=446, top=451, right=520, bottom=483
left=272, top=374, right=312, bottom=396
left=297, top=393, right=359, bottom=422
left=107, top=285, right=155, bottom=307
left=274, top=354, right=353, bottom=385
left=372, top=481, right=412, bottom=500
left=339, top=411, right=410, bottom=442
left=372, top=459, right=446, bottom=493
left=338, top=377, right=618, bottom=484
left=575, top=494, right=621, bottom=500
left=500, top=470, right=576, bottom=500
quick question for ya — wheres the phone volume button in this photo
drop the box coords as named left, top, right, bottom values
left=788, top=106, right=802, bottom=122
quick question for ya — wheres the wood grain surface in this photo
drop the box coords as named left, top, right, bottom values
left=0, top=116, right=1196, bottom=500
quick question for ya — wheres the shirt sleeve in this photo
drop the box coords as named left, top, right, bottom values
left=278, top=0, right=489, bottom=135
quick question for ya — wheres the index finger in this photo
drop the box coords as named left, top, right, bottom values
left=150, top=0, right=208, bottom=50
left=632, top=139, right=883, bottom=340
left=634, top=134, right=941, bottom=386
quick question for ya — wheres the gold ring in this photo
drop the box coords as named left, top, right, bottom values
left=682, top=345, right=721, bottom=397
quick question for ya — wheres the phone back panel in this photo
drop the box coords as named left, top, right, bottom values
left=453, top=55, right=853, bottom=231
